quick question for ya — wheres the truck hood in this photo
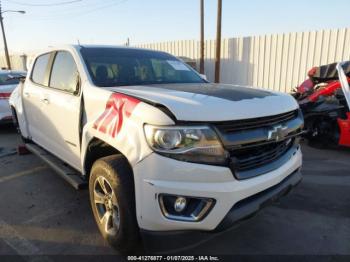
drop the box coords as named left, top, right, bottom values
left=106, top=83, right=299, bottom=122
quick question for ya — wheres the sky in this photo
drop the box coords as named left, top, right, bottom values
left=2, top=0, right=349, bottom=54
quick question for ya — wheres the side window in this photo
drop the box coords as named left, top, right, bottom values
left=31, top=53, right=51, bottom=86
left=50, top=51, right=79, bottom=94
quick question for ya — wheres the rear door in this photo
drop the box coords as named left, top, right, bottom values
left=23, top=52, right=53, bottom=143
left=40, top=51, right=82, bottom=169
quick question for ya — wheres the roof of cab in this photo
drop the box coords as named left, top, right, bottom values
left=32, top=44, right=163, bottom=58
left=75, top=44, right=165, bottom=53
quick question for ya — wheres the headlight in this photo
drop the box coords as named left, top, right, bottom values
left=144, top=125, right=229, bottom=165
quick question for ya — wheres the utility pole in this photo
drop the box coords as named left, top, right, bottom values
left=0, top=2, right=25, bottom=70
left=199, top=0, right=205, bottom=74
left=0, top=1, right=11, bottom=70
left=214, top=0, right=222, bottom=83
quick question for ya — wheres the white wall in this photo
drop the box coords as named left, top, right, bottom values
left=137, top=28, right=350, bottom=92
left=0, top=54, right=27, bottom=71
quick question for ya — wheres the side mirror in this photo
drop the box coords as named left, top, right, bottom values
left=200, top=74, right=207, bottom=81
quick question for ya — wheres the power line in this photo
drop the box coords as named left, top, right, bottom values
left=24, top=0, right=128, bottom=21
left=24, top=0, right=115, bottom=17
left=77, top=0, right=128, bottom=16
left=4, top=0, right=83, bottom=7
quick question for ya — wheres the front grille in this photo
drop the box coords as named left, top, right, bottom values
left=215, top=110, right=298, bottom=133
left=230, top=139, right=294, bottom=171
left=211, top=109, right=302, bottom=178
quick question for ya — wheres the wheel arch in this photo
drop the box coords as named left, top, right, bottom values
left=10, top=106, right=18, bottom=125
left=9, top=85, right=30, bottom=139
left=83, top=137, right=134, bottom=181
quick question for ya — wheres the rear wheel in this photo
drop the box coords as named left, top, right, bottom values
left=89, top=155, right=140, bottom=253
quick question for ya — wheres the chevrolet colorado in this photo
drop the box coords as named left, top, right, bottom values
left=10, top=45, right=303, bottom=252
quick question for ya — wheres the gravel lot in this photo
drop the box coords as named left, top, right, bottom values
left=0, top=124, right=349, bottom=256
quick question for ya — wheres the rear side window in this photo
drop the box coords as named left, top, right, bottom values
left=31, top=53, right=51, bottom=85
left=49, top=51, right=79, bottom=93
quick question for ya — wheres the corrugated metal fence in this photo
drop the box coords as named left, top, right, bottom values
left=137, top=28, right=350, bottom=92
left=3, top=28, right=350, bottom=93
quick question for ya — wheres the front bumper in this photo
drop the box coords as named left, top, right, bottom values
left=133, top=145, right=302, bottom=233
left=140, top=169, right=301, bottom=252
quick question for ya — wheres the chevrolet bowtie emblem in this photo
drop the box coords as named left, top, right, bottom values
left=268, top=125, right=289, bottom=142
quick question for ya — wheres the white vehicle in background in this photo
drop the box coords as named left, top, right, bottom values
left=10, top=45, right=303, bottom=253
left=0, top=70, right=26, bottom=124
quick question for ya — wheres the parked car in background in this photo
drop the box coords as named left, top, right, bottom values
left=0, top=70, right=26, bottom=124
left=292, top=61, right=350, bottom=147
left=10, top=45, right=303, bottom=253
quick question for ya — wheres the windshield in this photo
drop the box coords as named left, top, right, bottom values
left=80, top=47, right=206, bottom=87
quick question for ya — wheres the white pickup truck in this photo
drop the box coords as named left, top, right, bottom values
left=10, top=45, right=303, bottom=253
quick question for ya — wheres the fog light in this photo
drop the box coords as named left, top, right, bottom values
left=159, top=194, right=215, bottom=222
left=174, top=197, right=187, bottom=212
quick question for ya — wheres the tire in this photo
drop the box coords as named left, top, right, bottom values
left=89, top=155, right=140, bottom=253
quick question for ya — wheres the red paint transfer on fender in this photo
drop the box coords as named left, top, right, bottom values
left=93, top=93, right=140, bottom=137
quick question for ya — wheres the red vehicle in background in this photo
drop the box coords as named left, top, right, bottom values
left=293, top=61, right=350, bottom=147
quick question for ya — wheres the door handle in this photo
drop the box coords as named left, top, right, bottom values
left=41, top=98, right=49, bottom=104
left=24, top=92, right=30, bottom=98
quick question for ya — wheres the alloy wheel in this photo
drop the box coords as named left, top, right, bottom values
left=93, top=176, right=120, bottom=235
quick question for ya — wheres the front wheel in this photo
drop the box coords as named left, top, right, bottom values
left=89, top=155, right=140, bottom=253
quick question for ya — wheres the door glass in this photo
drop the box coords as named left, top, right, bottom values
left=31, top=53, right=51, bottom=86
left=50, top=51, right=79, bottom=93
